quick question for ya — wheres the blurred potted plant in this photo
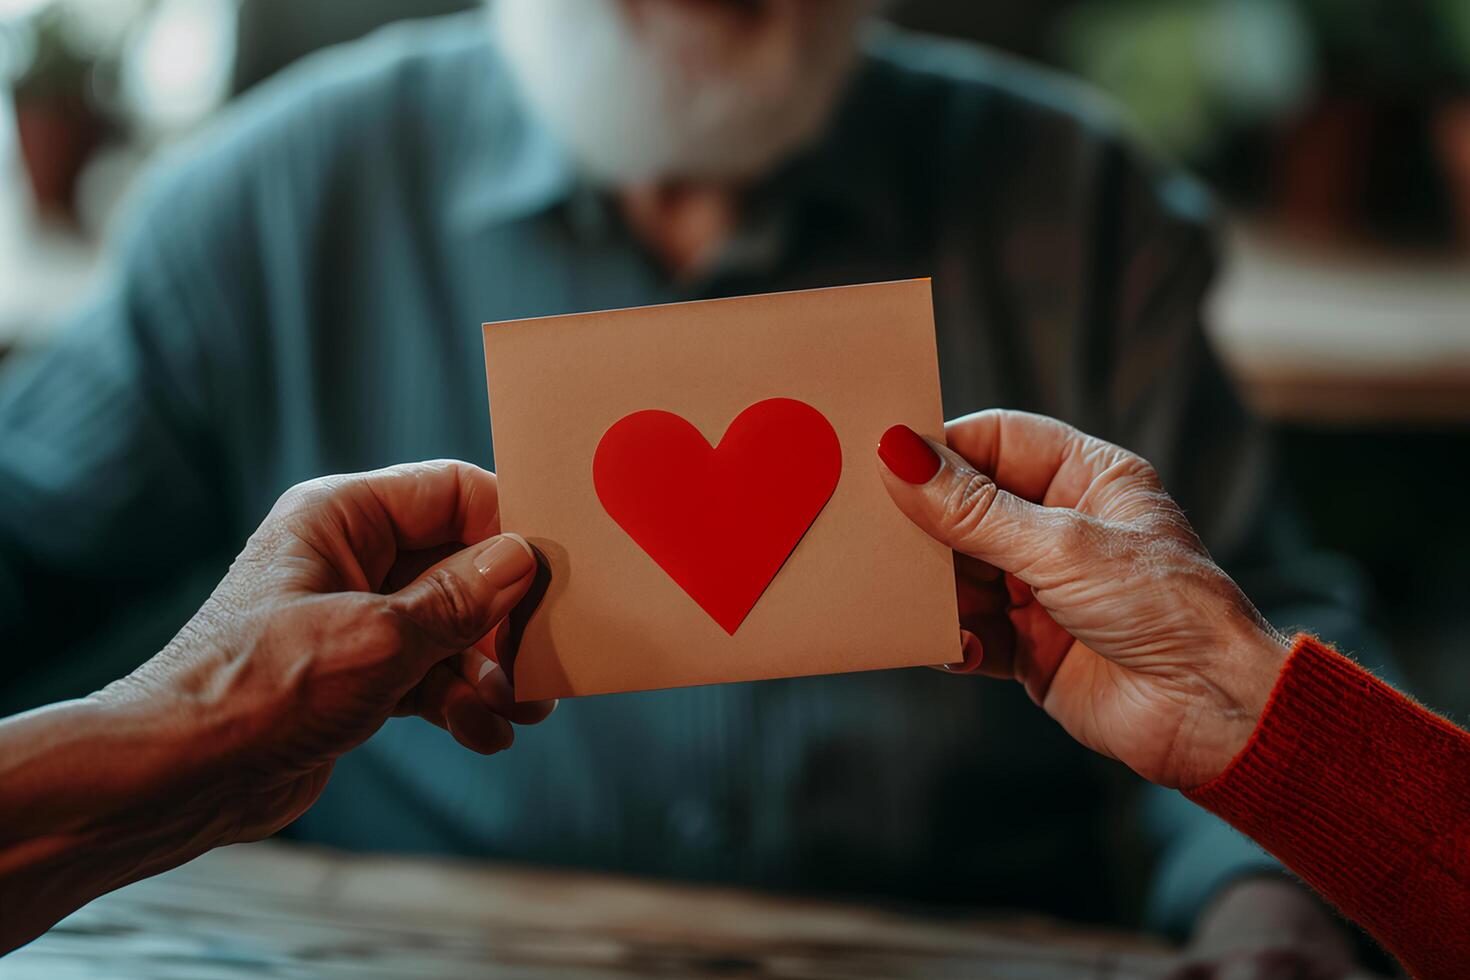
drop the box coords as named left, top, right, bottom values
left=1284, top=0, right=1470, bottom=247
left=1057, top=0, right=1470, bottom=249
left=1055, top=0, right=1315, bottom=186
left=2, top=0, right=147, bottom=218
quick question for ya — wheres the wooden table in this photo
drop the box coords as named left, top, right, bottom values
left=8, top=841, right=1176, bottom=979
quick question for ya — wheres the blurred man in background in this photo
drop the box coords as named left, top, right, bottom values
left=0, top=0, right=1386, bottom=971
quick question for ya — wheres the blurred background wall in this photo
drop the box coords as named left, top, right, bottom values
left=2, top=0, right=1469, bottom=717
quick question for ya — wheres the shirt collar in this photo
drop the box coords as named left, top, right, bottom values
left=452, top=100, right=579, bottom=229
left=454, top=36, right=909, bottom=272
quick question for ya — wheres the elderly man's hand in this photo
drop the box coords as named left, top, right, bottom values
left=877, top=411, right=1289, bottom=791
left=95, top=460, right=556, bottom=844
left=0, top=460, right=554, bottom=953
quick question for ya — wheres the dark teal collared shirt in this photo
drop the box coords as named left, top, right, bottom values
left=0, top=12, right=1378, bottom=932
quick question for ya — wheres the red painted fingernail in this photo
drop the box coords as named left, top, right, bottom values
left=946, top=631, right=985, bottom=674
left=878, top=424, right=942, bottom=484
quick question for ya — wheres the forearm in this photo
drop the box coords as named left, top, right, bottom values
left=0, top=697, right=230, bottom=953
left=1188, top=635, right=1470, bottom=978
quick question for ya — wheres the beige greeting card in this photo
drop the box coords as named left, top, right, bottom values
left=483, top=279, right=957, bottom=700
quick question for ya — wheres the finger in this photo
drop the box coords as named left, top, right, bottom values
left=930, top=629, right=984, bottom=674
left=452, top=649, right=558, bottom=726
left=941, top=409, right=1131, bottom=509
left=929, top=618, right=1022, bottom=681
left=1010, top=603, right=1081, bottom=705
left=350, top=459, right=503, bottom=550
left=280, top=460, right=504, bottom=590
left=404, top=662, right=514, bottom=754
left=966, top=614, right=1018, bottom=680
left=878, top=424, right=1099, bottom=584
left=381, top=542, right=461, bottom=594
left=387, top=533, right=537, bottom=668
left=956, top=576, right=1008, bottom=619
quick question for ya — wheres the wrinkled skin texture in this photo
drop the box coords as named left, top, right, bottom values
left=0, top=460, right=556, bottom=955
left=879, top=409, right=1289, bottom=791
left=879, top=411, right=1385, bottom=977
left=94, top=460, right=556, bottom=845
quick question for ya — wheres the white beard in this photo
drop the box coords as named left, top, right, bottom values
left=491, top=0, right=869, bottom=184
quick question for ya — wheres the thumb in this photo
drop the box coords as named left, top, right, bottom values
left=877, top=424, right=1093, bottom=583
left=387, top=533, right=538, bottom=666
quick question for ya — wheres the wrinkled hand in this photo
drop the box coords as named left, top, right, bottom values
left=95, top=460, right=555, bottom=845
left=878, top=411, right=1289, bottom=790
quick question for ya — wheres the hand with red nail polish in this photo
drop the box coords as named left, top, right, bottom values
left=877, top=412, right=1287, bottom=792
left=878, top=424, right=943, bottom=484
left=0, top=461, right=554, bottom=952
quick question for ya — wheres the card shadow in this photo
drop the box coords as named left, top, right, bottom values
left=498, top=537, right=571, bottom=698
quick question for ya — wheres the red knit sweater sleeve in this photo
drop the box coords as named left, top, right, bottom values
left=1186, top=635, right=1470, bottom=978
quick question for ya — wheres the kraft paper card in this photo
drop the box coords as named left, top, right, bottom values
left=482, top=279, right=958, bottom=700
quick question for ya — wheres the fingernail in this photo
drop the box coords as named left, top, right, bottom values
left=878, top=424, right=942, bottom=484
left=475, top=534, right=536, bottom=588
left=944, top=631, right=984, bottom=673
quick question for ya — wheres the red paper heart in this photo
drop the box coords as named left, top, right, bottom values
left=593, top=398, right=842, bottom=634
